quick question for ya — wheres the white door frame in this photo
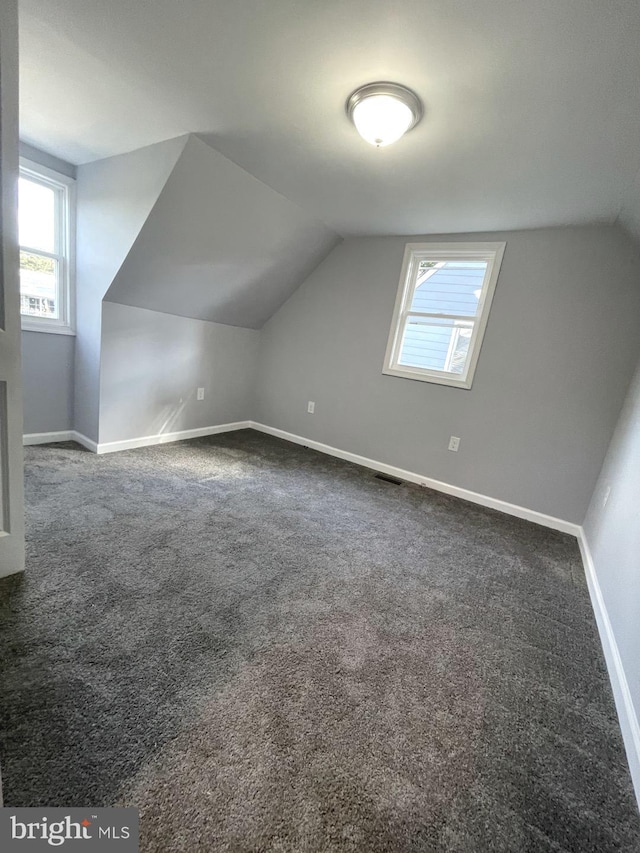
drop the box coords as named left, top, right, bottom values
left=0, top=0, right=25, bottom=578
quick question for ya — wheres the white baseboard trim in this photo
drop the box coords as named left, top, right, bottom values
left=95, top=421, right=252, bottom=455
left=23, top=420, right=579, bottom=535
left=24, top=430, right=99, bottom=453
left=578, top=531, right=640, bottom=810
left=24, top=423, right=250, bottom=455
left=23, top=430, right=76, bottom=446
left=72, top=431, right=99, bottom=453
left=248, top=422, right=580, bottom=536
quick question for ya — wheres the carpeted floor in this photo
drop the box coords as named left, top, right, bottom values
left=0, top=430, right=638, bottom=851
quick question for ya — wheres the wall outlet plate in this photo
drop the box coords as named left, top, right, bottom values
left=197, top=387, right=205, bottom=401
left=448, top=436, right=460, bottom=452
left=307, top=401, right=315, bottom=414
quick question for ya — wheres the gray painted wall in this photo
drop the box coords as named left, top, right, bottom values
left=618, top=158, right=640, bottom=247
left=19, top=143, right=77, bottom=435
left=74, top=136, right=186, bottom=442
left=583, top=358, right=640, bottom=796
left=21, top=332, right=74, bottom=434
left=255, top=225, right=640, bottom=525
left=106, top=135, right=341, bottom=329
left=99, top=302, right=259, bottom=444
left=19, top=141, right=77, bottom=179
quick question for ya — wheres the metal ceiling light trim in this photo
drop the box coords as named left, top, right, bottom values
left=346, top=81, right=423, bottom=133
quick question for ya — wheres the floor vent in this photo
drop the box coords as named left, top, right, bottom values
left=374, top=473, right=403, bottom=485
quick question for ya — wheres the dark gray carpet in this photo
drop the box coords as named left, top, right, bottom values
left=1, top=430, right=639, bottom=852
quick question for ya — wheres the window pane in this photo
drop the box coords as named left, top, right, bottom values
left=410, top=260, right=487, bottom=316
left=19, top=251, right=59, bottom=318
left=446, top=325, right=473, bottom=374
left=19, top=177, right=56, bottom=253
left=398, top=316, right=474, bottom=374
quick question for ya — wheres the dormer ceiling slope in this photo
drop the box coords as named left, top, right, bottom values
left=104, top=135, right=341, bottom=328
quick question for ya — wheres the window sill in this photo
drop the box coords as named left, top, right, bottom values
left=21, top=322, right=76, bottom=337
left=382, top=365, right=472, bottom=389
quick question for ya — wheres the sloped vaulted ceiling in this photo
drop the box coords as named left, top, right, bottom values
left=104, top=135, right=341, bottom=329
left=20, top=0, right=640, bottom=238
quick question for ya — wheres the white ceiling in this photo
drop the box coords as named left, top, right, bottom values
left=19, top=0, right=640, bottom=237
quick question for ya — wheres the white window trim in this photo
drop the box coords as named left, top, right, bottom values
left=382, top=242, right=506, bottom=389
left=19, top=157, right=76, bottom=336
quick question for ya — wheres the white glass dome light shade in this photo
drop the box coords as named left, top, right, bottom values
left=352, top=95, right=413, bottom=147
left=347, top=82, right=423, bottom=148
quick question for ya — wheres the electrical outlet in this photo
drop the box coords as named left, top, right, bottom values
left=603, top=485, right=611, bottom=507
left=197, top=387, right=205, bottom=401
left=307, top=401, right=315, bottom=414
left=448, top=436, right=460, bottom=452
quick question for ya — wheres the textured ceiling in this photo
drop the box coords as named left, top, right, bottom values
left=19, top=0, right=640, bottom=237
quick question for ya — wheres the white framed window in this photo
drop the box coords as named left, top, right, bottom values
left=18, top=158, right=75, bottom=335
left=383, top=242, right=506, bottom=389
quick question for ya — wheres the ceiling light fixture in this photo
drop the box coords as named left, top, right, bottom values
left=346, top=82, right=423, bottom=148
